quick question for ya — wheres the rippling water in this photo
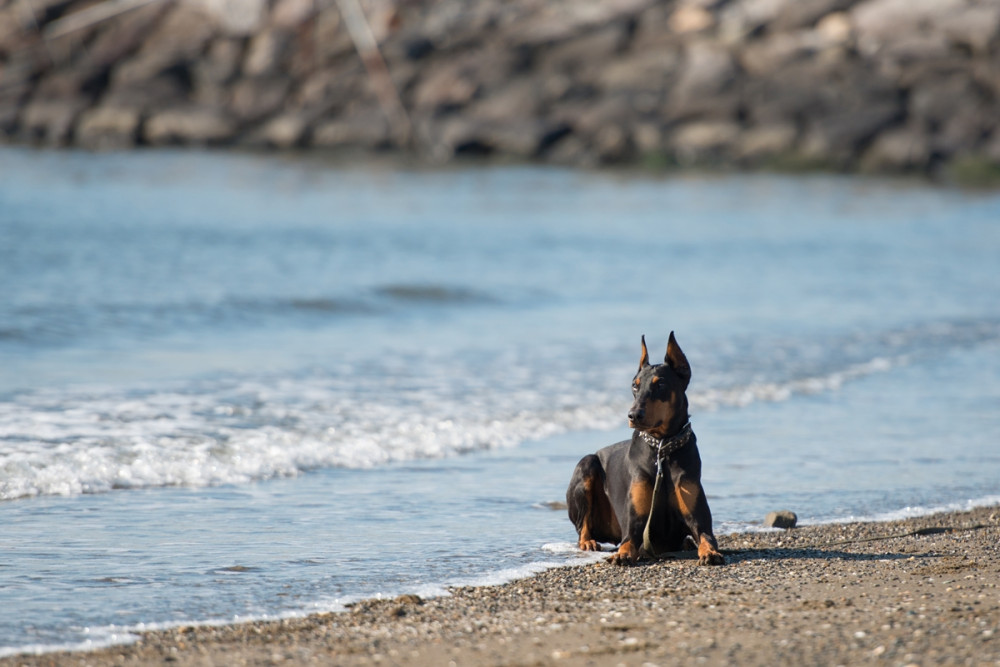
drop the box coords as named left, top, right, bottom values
left=1, top=149, right=998, bottom=655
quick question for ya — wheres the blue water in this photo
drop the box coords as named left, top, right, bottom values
left=1, top=148, right=999, bottom=655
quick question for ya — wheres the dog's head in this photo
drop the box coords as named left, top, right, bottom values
left=627, top=332, right=691, bottom=437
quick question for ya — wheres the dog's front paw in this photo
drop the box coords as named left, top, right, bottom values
left=607, top=541, right=641, bottom=566
left=607, top=552, right=636, bottom=566
left=579, top=539, right=603, bottom=552
left=697, top=538, right=725, bottom=566
left=698, top=551, right=725, bottom=566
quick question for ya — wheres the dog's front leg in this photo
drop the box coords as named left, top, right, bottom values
left=672, top=476, right=725, bottom=565
left=608, top=477, right=653, bottom=565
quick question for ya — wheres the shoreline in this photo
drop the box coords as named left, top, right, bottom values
left=4, top=504, right=998, bottom=666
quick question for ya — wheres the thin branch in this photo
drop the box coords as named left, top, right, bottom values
left=334, top=0, right=412, bottom=149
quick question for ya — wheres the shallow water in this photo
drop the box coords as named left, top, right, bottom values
left=1, top=149, right=998, bottom=654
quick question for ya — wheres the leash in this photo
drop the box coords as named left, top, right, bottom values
left=641, top=423, right=694, bottom=557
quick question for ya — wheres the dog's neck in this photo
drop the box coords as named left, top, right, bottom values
left=638, top=421, right=694, bottom=458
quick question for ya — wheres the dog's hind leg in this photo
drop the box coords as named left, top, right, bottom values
left=566, top=455, right=620, bottom=551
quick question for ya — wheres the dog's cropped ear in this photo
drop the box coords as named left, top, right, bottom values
left=665, top=331, right=691, bottom=388
left=638, top=335, right=650, bottom=371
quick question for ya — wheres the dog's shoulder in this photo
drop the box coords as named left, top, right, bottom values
left=596, top=434, right=653, bottom=474
left=594, top=437, right=631, bottom=467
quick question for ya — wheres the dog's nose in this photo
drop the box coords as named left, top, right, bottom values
left=628, top=407, right=644, bottom=423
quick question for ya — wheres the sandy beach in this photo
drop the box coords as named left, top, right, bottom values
left=5, top=504, right=998, bottom=666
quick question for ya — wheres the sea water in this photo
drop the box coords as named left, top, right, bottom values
left=1, top=148, right=998, bottom=655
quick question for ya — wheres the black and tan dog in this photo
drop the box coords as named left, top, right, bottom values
left=566, top=333, right=724, bottom=566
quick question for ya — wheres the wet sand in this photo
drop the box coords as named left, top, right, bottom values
left=6, top=505, right=999, bottom=666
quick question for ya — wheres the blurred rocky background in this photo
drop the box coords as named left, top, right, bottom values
left=2, top=0, right=1000, bottom=177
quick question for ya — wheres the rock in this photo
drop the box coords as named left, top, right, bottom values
left=243, top=113, right=309, bottom=149
left=566, top=97, right=633, bottom=138
left=669, top=5, right=714, bottom=34
left=103, top=74, right=190, bottom=111
left=311, top=111, right=390, bottom=149
left=243, top=28, right=293, bottom=78
left=909, top=74, right=978, bottom=130
left=934, top=107, right=995, bottom=158
left=541, top=21, right=634, bottom=72
left=873, top=33, right=951, bottom=66
left=33, top=69, right=100, bottom=101
left=469, top=79, right=542, bottom=123
left=230, top=76, right=291, bottom=121
left=546, top=133, right=598, bottom=167
left=592, top=124, right=633, bottom=163
left=0, top=8, right=29, bottom=48
left=741, top=59, right=833, bottom=125
left=736, top=124, right=798, bottom=162
left=814, top=12, right=853, bottom=46
left=670, top=120, right=741, bottom=163
left=805, top=101, right=902, bottom=159
left=188, top=0, right=268, bottom=36
left=431, top=117, right=494, bottom=157
left=412, top=60, right=482, bottom=114
left=18, top=67, right=96, bottom=144
left=18, top=98, right=87, bottom=146
left=510, top=0, right=652, bottom=49
left=192, top=38, right=243, bottom=106
left=851, top=0, right=964, bottom=58
left=304, top=9, right=355, bottom=64
left=84, top=2, right=167, bottom=68
left=113, top=5, right=216, bottom=85
left=667, top=41, right=739, bottom=120
left=633, top=122, right=664, bottom=155
left=395, top=593, right=423, bottom=606
left=718, top=0, right=788, bottom=42
left=0, top=103, right=21, bottom=138
left=739, top=32, right=826, bottom=77
left=765, top=510, right=798, bottom=529
left=294, top=67, right=364, bottom=116
left=939, top=4, right=1000, bottom=55
left=596, top=49, right=682, bottom=94
left=195, top=39, right=244, bottom=87
left=271, top=0, right=316, bottom=29
left=143, top=107, right=237, bottom=145
left=907, top=72, right=999, bottom=157
left=76, top=106, right=142, bottom=149
left=400, top=35, right=436, bottom=62
left=677, top=41, right=736, bottom=96
left=860, top=124, right=929, bottom=171
left=768, top=0, right=856, bottom=32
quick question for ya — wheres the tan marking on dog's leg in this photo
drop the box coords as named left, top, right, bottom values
left=579, top=529, right=600, bottom=551
left=674, top=478, right=701, bottom=516
left=577, top=475, right=603, bottom=551
left=630, top=479, right=653, bottom=516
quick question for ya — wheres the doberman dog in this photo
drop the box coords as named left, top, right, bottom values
left=566, top=333, right=724, bottom=566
